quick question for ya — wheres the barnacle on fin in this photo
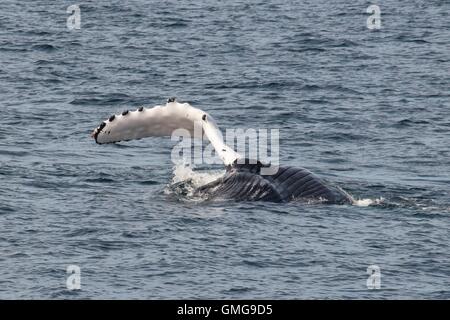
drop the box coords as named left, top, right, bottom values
left=93, top=122, right=106, bottom=144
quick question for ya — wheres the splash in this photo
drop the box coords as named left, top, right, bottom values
left=171, top=164, right=224, bottom=187
left=352, top=197, right=384, bottom=207
left=164, top=163, right=224, bottom=200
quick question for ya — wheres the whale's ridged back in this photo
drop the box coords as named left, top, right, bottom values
left=195, top=162, right=351, bottom=203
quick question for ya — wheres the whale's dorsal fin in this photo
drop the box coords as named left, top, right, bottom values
left=91, top=99, right=241, bottom=165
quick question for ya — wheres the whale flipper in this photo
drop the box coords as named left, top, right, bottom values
left=92, top=99, right=241, bottom=165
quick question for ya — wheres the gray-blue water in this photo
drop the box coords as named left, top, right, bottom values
left=1, top=0, right=449, bottom=299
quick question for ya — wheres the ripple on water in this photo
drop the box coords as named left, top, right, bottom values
left=0, top=0, right=448, bottom=299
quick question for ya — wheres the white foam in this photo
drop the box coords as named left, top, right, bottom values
left=163, top=162, right=225, bottom=199
left=353, top=197, right=384, bottom=207
left=171, top=164, right=224, bottom=187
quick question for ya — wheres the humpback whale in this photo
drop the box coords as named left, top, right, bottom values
left=91, top=98, right=352, bottom=204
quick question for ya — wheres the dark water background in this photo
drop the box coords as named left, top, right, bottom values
left=0, top=0, right=449, bottom=299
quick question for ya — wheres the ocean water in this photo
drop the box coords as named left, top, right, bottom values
left=0, top=0, right=449, bottom=299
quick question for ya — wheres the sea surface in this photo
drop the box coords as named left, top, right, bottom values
left=0, top=0, right=449, bottom=299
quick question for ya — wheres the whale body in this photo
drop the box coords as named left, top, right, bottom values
left=91, top=98, right=352, bottom=204
left=194, top=159, right=352, bottom=203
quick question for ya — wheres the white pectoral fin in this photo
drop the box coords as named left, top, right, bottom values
left=201, top=115, right=241, bottom=165
left=92, top=101, right=205, bottom=144
left=91, top=99, right=241, bottom=166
